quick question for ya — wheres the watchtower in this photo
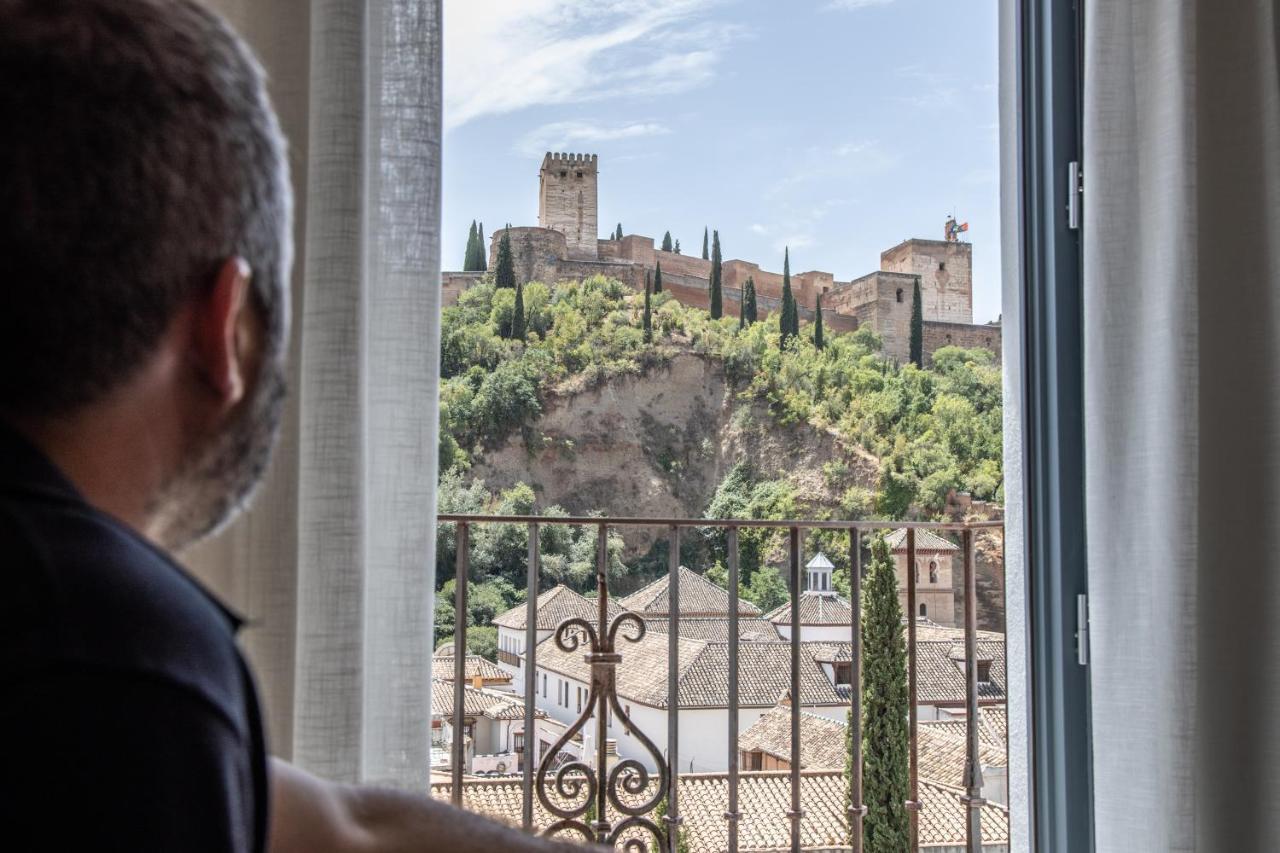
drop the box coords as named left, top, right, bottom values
left=538, top=152, right=598, bottom=259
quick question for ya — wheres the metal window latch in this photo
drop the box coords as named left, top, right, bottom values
left=1076, top=593, right=1089, bottom=665
left=1067, top=161, right=1083, bottom=230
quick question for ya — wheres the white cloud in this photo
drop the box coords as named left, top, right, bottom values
left=443, top=0, right=737, bottom=130
left=515, top=120, right=671, bottom=158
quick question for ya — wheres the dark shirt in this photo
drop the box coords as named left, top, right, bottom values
left=0, top=426, right=268, bottom=852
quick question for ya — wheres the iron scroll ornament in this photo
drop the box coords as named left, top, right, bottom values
left=535, top=613, right=669, bottom=850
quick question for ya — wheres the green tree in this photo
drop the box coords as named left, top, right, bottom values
left=742, top=276, right=757, bottom=326
left=779, top=247, right=795, bottom=347
left=463, top=220, right=480, bottom=271
left=743, top=566, right=788, bottom=612
left=494, top=226, right=515, bottom=289
left=814, top=293, right=825, bottom=350
left=643, top=272, right=653, bottom=343
left=909, top=277, right=924, bottom=368
left=857, top=534, right=909, bottom=852
left=511, top=281, right=526, bottom=341
left=709, top=229, right=723, bottom=319
left=661, top=231, right=673, bottom=252
left=477, top=223, right=487, bottom=271
left=674, top=239, right=681, bottom=254
left=654, top=261, right=663, bottom=293
left=615, top=223, right=624, bottom=241
left=701, top=226, right=709, bottom=260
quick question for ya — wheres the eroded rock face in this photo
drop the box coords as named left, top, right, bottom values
left=470, top=353, right=877, bottom=558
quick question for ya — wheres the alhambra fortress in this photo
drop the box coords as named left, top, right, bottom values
left=442, top=153, right=1001, bottom=365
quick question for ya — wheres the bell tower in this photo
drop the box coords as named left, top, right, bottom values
left=538, top=152, right=598, bottom=259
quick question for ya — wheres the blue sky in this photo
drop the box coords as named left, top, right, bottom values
left=442, top=0, right=1001, bottom=323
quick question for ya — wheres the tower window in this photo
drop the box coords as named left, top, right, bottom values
left=929, top=561, right=938, bottom=583
left=559, top=170, right=567, bottom=178
left=896, top=288, right=904, bottom=303
left=919, top=603, right=927, bottom=617
left=939, top=261, right=946, bottom=271
left=576, top=171, right=583, bottom=178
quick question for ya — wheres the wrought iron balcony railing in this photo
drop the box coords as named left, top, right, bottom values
left=439, top=514, right=1004, bottom=853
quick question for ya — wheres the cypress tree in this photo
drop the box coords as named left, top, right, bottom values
left=701, top=226, right=709, bottom=260
left=494, top=227, right=515, bottom=289
left=814, top=293, right=825, bottom=350
left=743, top=276, right=757, bottom=326
left=674, top=239, right=681, bottom=254
left=464, top=220, right=479, bottom=270
left=779, top=247, right=795, bottom=347
left=478, top=222, right=487, bottom=271
left=909, top=277, right=924, bottom=367
left=643, top=272, right=653, bottom=343
left=709, top=229, right=723, bottom=319
left=615, top=223, right=624, bottom=241
left=661, top=231, right=673, bottom=252
left=856, top=534, right=909, bottom=852
left=654, top=261, right=663, bottom=293
left=511, top=281, right=526, bottom=341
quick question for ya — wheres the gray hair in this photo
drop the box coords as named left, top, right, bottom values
left=0, top=0, right=292, bottom=415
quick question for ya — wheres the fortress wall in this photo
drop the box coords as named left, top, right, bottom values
left=491, top=226, right=570, bottom=287
left=441, top=271, right=485, bottom=307
left=652, top=249, right=712, bottom=278
left=922, top=321, right=1002, bottom=365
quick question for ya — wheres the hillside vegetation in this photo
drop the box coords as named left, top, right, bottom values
left=434, top=275, right=1003, bottom=651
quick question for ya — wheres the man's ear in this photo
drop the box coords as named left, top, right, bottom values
left=191, top=257, right=253, bottom=408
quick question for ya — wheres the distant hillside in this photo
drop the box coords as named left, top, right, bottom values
left=434, top=275, right=1007, bottom=646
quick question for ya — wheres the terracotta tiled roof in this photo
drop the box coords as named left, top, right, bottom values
left=912, top=621, right=1005, bottom=643
left=921, top=706, right=1008, bottom=762
left=430, top=771, right=1010, bottom=851
left=645, top=616, right=782, bottom=642
left=619, top=566, right=762, bottom=617
left=492, top=584, right=624, bottom=630
left=432, top=649, right=512, bottom=683
left=797, top=636, right=1006, bottom=706
left=884, top=528, right=960, bottom=552
left=535, top=633, right=847, bottom=709
left=430, top=678, right=544, bottom=721
left=738, top=704, right=849, bottom=769
left=765, top=592, right=854, bottom=625
left=917, top=719, right=1006, bottom=790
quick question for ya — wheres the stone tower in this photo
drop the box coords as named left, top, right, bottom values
left=538, top=152, right=598, bottom=259
left=881, top=238, right=973, bottom=324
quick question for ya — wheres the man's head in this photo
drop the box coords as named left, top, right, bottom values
left=0, top=0, right=293, bottom=549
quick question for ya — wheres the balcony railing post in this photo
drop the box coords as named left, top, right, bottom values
left=849, top=527, right=866, bottom=852
left=523, top=522, right=540, bottom=831
left=787, top=526, right=802, bottom=853
left=594, top=524, right=609, bottom=843
left=906, top=528, right=919, bottom=849
left=665, top=524, right=681, bottom=853
left=452, top=522, right=470, bottom=806
left=725, top=525, right=741, bottom=853
left=961, top=527, right=985, bottom=851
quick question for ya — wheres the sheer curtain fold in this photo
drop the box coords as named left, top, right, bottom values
left=1084, top=2, right=1279, bottom=849
left=188, top=0, right=442, bottom=788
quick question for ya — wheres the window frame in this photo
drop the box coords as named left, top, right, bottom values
left=1016, top=0, right=1094, bottom=849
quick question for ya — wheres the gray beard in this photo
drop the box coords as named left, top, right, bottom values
left=147, top=356, right=288, bottom=553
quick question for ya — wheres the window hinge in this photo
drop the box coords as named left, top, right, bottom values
left=1067, top=161, right=1083, bottom=230
left=1076, top=593, right=1089, bottom=665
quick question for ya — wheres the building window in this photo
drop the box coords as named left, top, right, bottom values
left=576, top=687, right=582, bottom=713
left=977, top=661, right=992, bottom=684
left=929, top=561, right=938, bottom=583
left=559, top=170, right=567, bottom=177
left=746, top=751, right=763, bottom=771
left=939, top=261, right=946, bottom=270
left=896, top=288, right=904, bottom=303
left=514, top=732, right=524, bottom=752
left=834, top=662, right=853, bottom=686
left=576, top=170, right=583, bottom=178
left=919, top=603, right=927, bottom=617
left=542, top=673, right=547, bottom=698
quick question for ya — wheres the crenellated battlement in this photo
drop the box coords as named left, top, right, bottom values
left=541, top=151, right=598, bottom=168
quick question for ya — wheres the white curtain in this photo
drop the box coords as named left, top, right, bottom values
left=1084, top=2, right=1279, bottom=850
left=186, top=0, right=442, bottom=789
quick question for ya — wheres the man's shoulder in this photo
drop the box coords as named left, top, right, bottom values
left=0, top=491, right=251, bottom=732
